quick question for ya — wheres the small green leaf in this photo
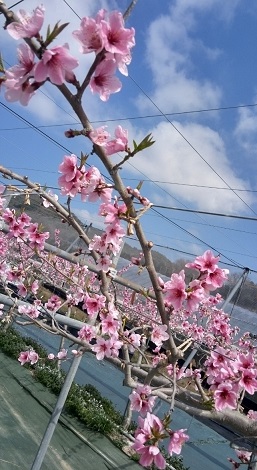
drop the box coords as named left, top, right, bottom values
left=44, top=21, right=69, bottom=48
left=132, top=133, right=155, bottom=156
left=136, top=133, right=155, bottom=152
left=140, top=288, right=150, bottom=298
left=136, top=180, right=143, bottom=191
left=133, top=139, right=138, bottom=150
left=80, top=152, right=88, bottom=167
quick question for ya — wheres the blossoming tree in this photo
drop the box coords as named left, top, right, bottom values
left=0, top=2, right=257, bottom=468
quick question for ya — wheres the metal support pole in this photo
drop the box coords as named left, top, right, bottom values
left=248, top=444, right=257, bottom=470
left=221, top=268, right=249, bottom=311
left=31, top=353, right=82, bottom=470
left=181, top=347, right=198, bottom=370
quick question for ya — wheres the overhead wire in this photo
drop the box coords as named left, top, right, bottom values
left=2, top=0, right=256, bottom=218
left=150, top=207, right=245, bottom=269
left=61, top=0, right=81, bottom=20
left=138, top=204, right=257, bottom=222
left=123, top=179, right=257, bottom=193
left=128, top=75, right=257, bottom=218
left=127, top=159, right=255, bottom=264
left=0, top=101, right=114, bottom=185
left=4, top=0, right=24, bottom=10
left=1, top=101, right=257, bottom=129
left=0, top=101, right=74, bottom=155
left=3, top=180, right=257, bottom=238
left=1, top=159, right=256, bottom=194
left=124, top=236, right=247, bottom=270
left=1, top=0, right=256, bottom=270
left=3, top=169, right=257, bottom=222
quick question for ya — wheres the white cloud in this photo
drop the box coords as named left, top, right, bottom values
left=170, top=0, right=241, bottom=23
left=136, top=0, right=242, bottom=114
left=127, top=120, right=255, bottom=213
left=234, top=106, right=257, bottom=154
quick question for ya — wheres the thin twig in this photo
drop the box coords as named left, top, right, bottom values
left=123, top=0, right=139, bottom=21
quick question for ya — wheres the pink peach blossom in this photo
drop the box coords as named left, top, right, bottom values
left=100, top=11, right=135, bottom=55
left=78, top=325, right=96, bottom=342
left=168, top=429, right=189, bottom=455
left=214, top=383, right=237, bottom=411
left=72, top=14, right=104, bottom=54
left=7, top=5, right=45, bottom=39
left=57, top=349, right=67, bottom=360
left=34, top=44, right=78, bottom=85
left=89, top=58, right=121, bottom=101
left=129, top=384, right=156, bottom=416
left=89, top=126, right=110, bottom=146
left=105, top=125, right=129, bottom=155
left=83, top=294, right=106, bottom=316
left=151, top=324, right=169, bottom=347
left=91, top=337, right=112, bottom=360
left=18, top=349, right=39, bottom=365
left=101, top=314, right=120, bottom=335
left=186, top=250, right=220, bottom=273
left=4, top=43, right=37, bottom=105
left=164, top=271, right=187, bottom=310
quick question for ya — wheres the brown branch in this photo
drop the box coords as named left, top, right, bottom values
left=123, top=0, right=139, bottom=21
left=76, top=50, right=106, bottom=102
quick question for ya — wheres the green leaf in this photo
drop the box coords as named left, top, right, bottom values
left=80, top=151, right=88, bottom=167
left=136, top=180, right=143, bottom=191
left=132, top=139, right=138, bottom=150
left=132, top=133, right=155, bottom=156
left=44, top=21, right=69, bottom=48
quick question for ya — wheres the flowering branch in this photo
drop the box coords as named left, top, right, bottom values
left=1, top=3, right=257, bottom=468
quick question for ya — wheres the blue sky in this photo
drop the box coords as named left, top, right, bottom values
left=1, top=0, right=257, bottom=286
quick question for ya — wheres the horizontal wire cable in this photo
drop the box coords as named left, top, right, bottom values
left=1, top=102, right=257, bottom=128
left=1, top=2, right=255, bottom=270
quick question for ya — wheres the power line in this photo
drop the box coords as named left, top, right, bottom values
left=0, top=101, right=114, bottom=185
left=129, top=76, right=257, bottom=218
left=6, top=171, right=257, bottom=221
left=1, top=99, right=253, bottom=267
left=62, top=0, right=81, bottom=19
left=2, top=177, right=254, bottom=269
left=0, top=101, right=73, bottom=155
left=151, top=207, right=245, bottom=269
left=1, top=0, right=24, bottom=11
left=121, top=69, right=257, bottom=261
left=2, top=161, right=256, bottom=195
left=1, top=2, right=255, bottom=269
left=144, top=205, right=257, bottom=222
left=125, top=236, right=244, bottom=270
left=124, top=178, right=257, bottom=193
left=127, top=159, right=256, bottom=263
left=136, top=223, right=257, bottom=240
left=4, top=86, right=242, bottom=261
left=1, top=102, right=257, bottom=130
